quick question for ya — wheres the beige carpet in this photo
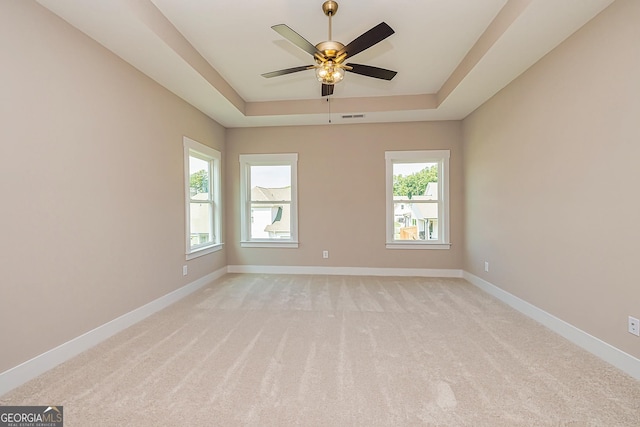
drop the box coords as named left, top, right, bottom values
left=2, top=274, right=639, bottom=426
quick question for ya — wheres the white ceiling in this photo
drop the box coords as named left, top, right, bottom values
left=36, top=0, right=614, bottom=128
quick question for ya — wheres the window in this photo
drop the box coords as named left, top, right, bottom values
left=385, top=150, right=450, bottom=249
left=239, top=153, right=298, bottom=248
left=184, top=137, right=222, bottom=259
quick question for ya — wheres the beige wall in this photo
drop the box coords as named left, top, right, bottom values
left=226, top=122, right=464, bottom=269
left=0, top=2, right=226, bottom=372
left=463, top=0, right=640, bottom=358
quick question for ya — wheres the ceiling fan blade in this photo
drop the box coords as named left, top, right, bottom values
left=271, top=24, right=323, bottom=57
left=261, top=65, right=312, bottom=78
left=321, top=84, right=334, bottom=97
left=345, top=63, right=397, bottom=81
left=337, top=22, right=394, bottom=59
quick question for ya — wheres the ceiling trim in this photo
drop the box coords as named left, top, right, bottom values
left=35, top=0, right=615, bottom=128
left=127, top=0, right=246, bottom=114
left=438, top=0, right=532, bottom=105
left=246, top=94, right=437, bottom=117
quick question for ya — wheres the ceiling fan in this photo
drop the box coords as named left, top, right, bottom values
left=261, top=1, right=397, bottom=97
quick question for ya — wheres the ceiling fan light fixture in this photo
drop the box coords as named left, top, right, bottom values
left=315, top=61, right=344, bottom=85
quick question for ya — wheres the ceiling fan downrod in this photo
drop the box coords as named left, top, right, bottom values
left=322, top=1, right=338, bottom=41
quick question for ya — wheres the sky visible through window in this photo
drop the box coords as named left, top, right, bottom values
left=189, top=156, right=207, bottom=174
left=251, top=165, right=291, bottom=188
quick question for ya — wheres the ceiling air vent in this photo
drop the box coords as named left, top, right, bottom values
left=341, top=114, right=365, bottom=119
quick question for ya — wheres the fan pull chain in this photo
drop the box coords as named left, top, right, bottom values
left=327, top=97, right=332, bottom=123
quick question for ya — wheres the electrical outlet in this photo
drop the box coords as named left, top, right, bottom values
left=484, top=261, right=489, bottom=272
left=182, top=265, right=188, bottom=276
left=628, top=316, right=639, bottom=336
left=322, top=250, right=329, bottom=259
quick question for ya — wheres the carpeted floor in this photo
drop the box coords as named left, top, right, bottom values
left=2, top=274, right=639, bottom=426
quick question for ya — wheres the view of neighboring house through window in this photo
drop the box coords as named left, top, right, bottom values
left=184, top=137, right=221, bottom=259
left=385, top=150, right=450, bottom=249
left=239, top=153, right=298, bottom=248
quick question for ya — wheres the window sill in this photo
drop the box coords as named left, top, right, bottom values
left=186, top=243, right=223, bottom=260
left=241, top=241, right=299, bottom=249
left=386, top=242, right=451, bottom=250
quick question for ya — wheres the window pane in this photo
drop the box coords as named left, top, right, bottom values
left=386, top=150, right=449, bottom=248
left=248, top=164, right=292, bottom=238
left=190, top=202, right=212, bottom=247
left=189, top=156, right=209, bottom=198
left=250, top=203, right=290, bottom=239
left=393, top=162, right=438, bottom=200
left=250, top=165, right=291, bottom=201
left=393, top=202, right=438, bottom=241
left=184, top=137, right=221, bottom=255
left=392, top=162, right=439, bottom=241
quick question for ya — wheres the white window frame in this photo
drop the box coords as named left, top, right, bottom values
left=385, top=150, right=451, bottom=250
left=239, top=153, right=298, bottom=248
left=184, top=137, right=222, bottom=259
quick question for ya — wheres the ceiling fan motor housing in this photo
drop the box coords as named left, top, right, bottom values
left=315, top=41, right=345, bottom=61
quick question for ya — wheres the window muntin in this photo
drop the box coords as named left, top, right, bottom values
left=184, top=137, right=221, bottom=258
left=240, top=154, right=298, bottom=248
left=385, top=150, right=450, bottom=249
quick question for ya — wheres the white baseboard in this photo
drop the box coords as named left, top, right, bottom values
left=0, top=267, right=227, bottom=397
left=463, top=271, right=640, bottom=381
left=227, top=265, right=464, bottom=278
